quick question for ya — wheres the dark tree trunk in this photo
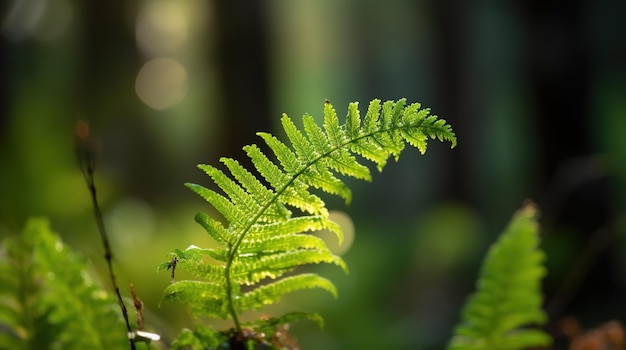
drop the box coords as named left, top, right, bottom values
left=212, top=2, right=273, bottom=164
left=520, top=0, right=618, bottom=322
left=430, top=0, right=472, bottom=202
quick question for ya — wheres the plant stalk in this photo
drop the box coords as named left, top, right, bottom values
left=75, top=121, right=135, bottom=350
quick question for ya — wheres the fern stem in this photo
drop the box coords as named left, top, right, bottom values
left=224, top=258, right=242, bottom=332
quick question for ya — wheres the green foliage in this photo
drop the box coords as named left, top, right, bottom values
left=158, top=98, right=456, bottom=342
left=447, top=203, right=551, bottom=350
left=0, top=217, right=128, bottom=349
left=170, top=312, right=322, bottom=350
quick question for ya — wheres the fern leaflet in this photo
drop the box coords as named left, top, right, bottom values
left=159, top=98, right=456, bottom=337
left=447, top=202, right=552, bottom=350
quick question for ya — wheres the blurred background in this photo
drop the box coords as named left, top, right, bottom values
left=1, top=0, right=626, bottom=349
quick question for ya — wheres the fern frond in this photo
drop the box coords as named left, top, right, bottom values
left=244, top=215, right=342, bottom=244
left=230, top=249, right=348, bottom=286
left=193, top=211, right=232, bottom=246
left=236, top=274, right=338, bottom=310
left=169, top=323, right=226, bottom=350
left=447, top=203, right=551, bottom=350
left=157, top=245, right=227, bottom=281
left=0, top=218, right=128, bottom=349
left=162, top=280, right=229, bottom=319
left=160, top=99, right=456, bottom=334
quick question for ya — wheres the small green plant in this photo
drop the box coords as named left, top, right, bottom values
left=0, top=218, right=128, bottom=349
left=448, top=202, right=551, bottom=350
left=157, top=98, right=457, bottom=347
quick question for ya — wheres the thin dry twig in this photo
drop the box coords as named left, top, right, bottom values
left=76, top=120, right=135, bottom=350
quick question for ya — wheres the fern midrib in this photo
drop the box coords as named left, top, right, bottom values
left=223, top=119, right=426, bottom=332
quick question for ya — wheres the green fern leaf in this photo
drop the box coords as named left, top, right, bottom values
left=0, top=218, right=128, bottom=349
left=160, top=98, right=456, bottom=334
left=447, top=203, right=552, bottom=350
left=193, top=211, right=232, bottom=246
left=169, top=323, right=227, bottom=350
left=158, top=245, right=227, bottom=282
left=162, top=280, right=229, bottom=319
left=230, top=249, right=348, bottom=285
left=244, top=215, right=342, bottom=245
left=236, top=274, right=338, bottom=310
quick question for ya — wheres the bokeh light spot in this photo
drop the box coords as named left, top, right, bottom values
left=315, top=210, right=355, bottom=255
left=2, top=0, right=73, bottom=42
left=2, top=0, right=46, bottom=41
left=106, top=197, right=156, bottom=252
left=31, top=0, right=73, bottom=42
left=135, top=57, right=188, bottom=110
left=135, top=1, right=189, bottom=57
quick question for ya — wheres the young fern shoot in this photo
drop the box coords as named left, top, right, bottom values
left=448, top=202, right=551, bottom=350
left=158, top=98, right=456, bottom=342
